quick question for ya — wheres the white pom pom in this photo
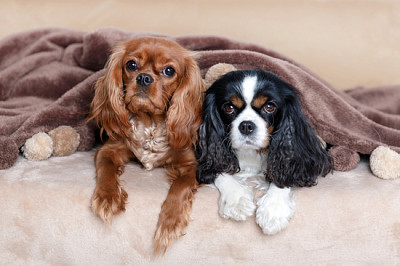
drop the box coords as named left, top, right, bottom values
left=22, top=132, right=53, bottom=161
left=370, top=146, right=400, bottom=180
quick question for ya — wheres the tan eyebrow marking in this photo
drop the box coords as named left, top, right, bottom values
left=230, top=96, right=244, bottom=109
left=252, top=95, right=269, bottom=109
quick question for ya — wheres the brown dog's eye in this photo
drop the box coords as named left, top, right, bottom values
left=162, top=66, right=175, bottom=77
left=126, top=60, right=138, bottom=71
left=262, top=102, right=276, bottom=114
left=224, top=104, right=236, bottom=115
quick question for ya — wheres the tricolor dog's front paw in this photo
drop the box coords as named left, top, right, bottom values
left=218, top=185, right=256, bottom=221
left=215, top=173, right=256, bottom=221
left=256, top=185, right=295, bottom=234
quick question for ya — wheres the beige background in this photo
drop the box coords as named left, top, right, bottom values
left=1, top=0, right=399, bottom=90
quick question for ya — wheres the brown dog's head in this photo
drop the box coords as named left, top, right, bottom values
left=90, top=37, right=205, bottom=149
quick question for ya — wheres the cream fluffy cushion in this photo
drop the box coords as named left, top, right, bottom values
left=1, top=151, right=399, bottom=264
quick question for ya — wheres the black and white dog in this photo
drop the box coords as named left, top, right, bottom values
left=196, top=69, right=332, bottom=234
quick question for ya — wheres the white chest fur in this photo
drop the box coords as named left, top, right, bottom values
left=235, top=149, right=267, bottom=177
left=127, top=118, right=170, bottom=170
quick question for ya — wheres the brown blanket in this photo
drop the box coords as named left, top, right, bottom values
left=1, top=28, right=399, bottom=170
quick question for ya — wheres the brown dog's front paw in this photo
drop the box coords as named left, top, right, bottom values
left=91, top=186, right=128, bottom=223
left=153, top=206, right=189, bottom=254
left=154, top=220, right=184, bottom=255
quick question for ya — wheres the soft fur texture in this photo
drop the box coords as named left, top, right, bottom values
left=21, top=132, right=53, bottom=161
left=88, top=37, right=205, bottom=253
left=0, top=28, right=399, bottom=172
left=370, top=146, right=400, bottom=180
left=1, top=150, right=399, bottom=264
left=48, top=126, right=80, bottom=157
left=21, top=126, right=81, bottom=161
left=196, top=69, right=332, bottom=233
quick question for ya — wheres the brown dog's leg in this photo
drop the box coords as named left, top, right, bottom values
left=91, top=139, right=133, bottom=223
left=153, top=148, right=199, bottom=253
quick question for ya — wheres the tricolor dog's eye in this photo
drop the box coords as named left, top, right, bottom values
left=262, top=102, right=276, bottom=114
left=224, top=104, right=236, bottom=115
left=126, top=60, right=138, bottom=71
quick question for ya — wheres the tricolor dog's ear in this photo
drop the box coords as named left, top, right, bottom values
left=196, top=65, right=240, bottom=184
left=265, top=84, right=332, bottom=188
left=196, top=90, right=240, bottom=184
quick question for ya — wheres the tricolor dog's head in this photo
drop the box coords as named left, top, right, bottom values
left=196, top=69, right=332, bottom=187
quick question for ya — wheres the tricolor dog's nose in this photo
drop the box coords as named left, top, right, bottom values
left=239, top=121, right=256, bottom=135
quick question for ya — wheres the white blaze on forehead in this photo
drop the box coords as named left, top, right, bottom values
left=230, top=75, right=269, bottom=150
left=241, top=76, right=258, bottom=105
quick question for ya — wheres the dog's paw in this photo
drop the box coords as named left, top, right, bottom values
left=219, top=187, right=256, bottom=221
left=153, top=219, right=185, bottom=255
left=153, top=204, right=189, bottom=254
left=91, top=185, right=128, bottom=223
left=256, top=189, right=295, bottom=235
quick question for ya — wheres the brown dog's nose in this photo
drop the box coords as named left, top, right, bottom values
left=136, top=73, right=154, bottom=87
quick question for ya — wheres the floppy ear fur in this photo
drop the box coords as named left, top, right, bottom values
left=166, top=55, right=205, bottom=150
left=196, top=92, right=240, bottom=184
left=266, top=89, right=332, bottom=188
left=89, top=43, right=131, bottom=140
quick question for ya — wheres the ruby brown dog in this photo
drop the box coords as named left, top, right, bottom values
left=89, top=37, right=205, bottom=253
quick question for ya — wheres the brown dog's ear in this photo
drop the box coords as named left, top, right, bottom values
left=89, top=43, right=131, bottom=140
left=166, top=54, right=205, bottom=150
